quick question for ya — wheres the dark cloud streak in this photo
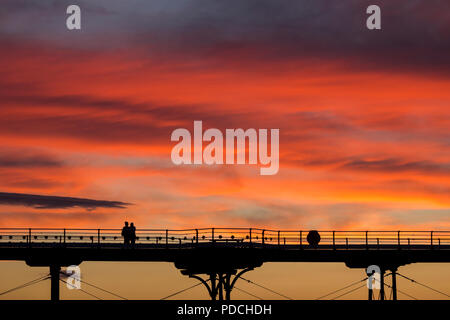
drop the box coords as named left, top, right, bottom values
left=340, top=158, right=450, bottom=175
left=0, top=151, right=63, bottom=168
left=0, top=192, right=130, bottom=209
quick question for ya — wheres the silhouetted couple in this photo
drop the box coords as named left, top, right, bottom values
left=121, top=221, right=136, bottom=247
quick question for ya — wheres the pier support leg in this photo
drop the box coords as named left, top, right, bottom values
left=50, top=265, right=60, bottom=301
left=210, top=273, right=217, bottom=301
left=218, top=274, right=224, bottom=300
left=380, top=269, right=385, bottom=301
left=391, top=268, right=397, bottom=301
left=225, top=274, right=232, bottom=300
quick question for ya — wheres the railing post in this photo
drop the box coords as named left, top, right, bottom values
left=28, top=228, right=31, bottom=246
left=98, top=229, right=100, bottom=246
left=397, top=231, right=401, bottom=249
left=63, top=229, right=66, bottom=244
left=212, top=228, right=215, bottom=244
left=300, top=231, right=302, bottom=249
left=365, top=231, right=368, bottom=250
left=196, top=229, right=199, bottom=245
left=166, top=229, right=168, bottom=247
left=332, top=231, right=336, bottom=250
left=278, top=231, right=280, bottom=246
left=262, top=230, right=265, bottom=245
left=431, top=231, right=433, bottom=249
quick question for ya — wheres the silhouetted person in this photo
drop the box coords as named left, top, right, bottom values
left=121, top=221, right=130, bottom=247
left=130, top=222, right=136, bottom=246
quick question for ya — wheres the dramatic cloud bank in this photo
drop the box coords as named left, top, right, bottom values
left=0, top=0, right=449, bottom=229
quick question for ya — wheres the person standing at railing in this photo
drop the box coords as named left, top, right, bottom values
left=121, top=221, right=131, bottom=247
left=130, top=222, right=136, bottom=247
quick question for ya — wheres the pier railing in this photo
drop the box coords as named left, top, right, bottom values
left=0, top=228, right=449, bottom=249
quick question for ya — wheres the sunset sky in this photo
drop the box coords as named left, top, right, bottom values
left=1, top=0, right=449, bottom=230
left=0, top=0, right=450, bottom=300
